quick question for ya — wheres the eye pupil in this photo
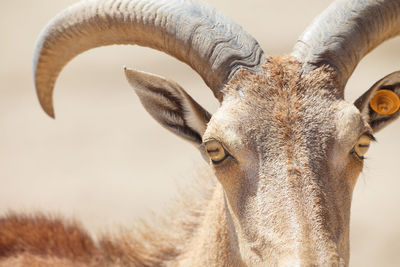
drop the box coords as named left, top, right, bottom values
left=357, top=144, right=369, bottom=148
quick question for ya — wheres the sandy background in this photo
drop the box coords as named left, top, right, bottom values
left=0, top=0, right=399, bottom=265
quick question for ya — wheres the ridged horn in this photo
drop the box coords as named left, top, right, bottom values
left=291, top=0, right=400, bottom=89
left=34, top=0, right=264, bottom=118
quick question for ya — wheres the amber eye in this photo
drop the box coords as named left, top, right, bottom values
left=353, top=134, right=372, bottom=159
left=203, top=140, right=228, bottom=164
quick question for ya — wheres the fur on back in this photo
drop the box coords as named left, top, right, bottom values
left=0, top=213, right=100, bottom=266
left=0, top=169, right=216, bottom=266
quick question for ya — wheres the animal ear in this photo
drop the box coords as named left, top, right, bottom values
left=354, top=71, right=400, bottom=133
left=124, top=68, right=212, bottom=145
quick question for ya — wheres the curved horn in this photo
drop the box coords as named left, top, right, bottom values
left=291, top=0, right=400, bottom=89
left=34, top=0, right=264, bottom=117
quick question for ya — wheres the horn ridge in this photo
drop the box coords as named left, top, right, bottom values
left=291, top=0, right=400, bottom=89
left=33, top=0, right=264, bottom=117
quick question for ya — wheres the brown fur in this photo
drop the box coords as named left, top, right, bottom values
left=0, top=213, right=100, bottom=266
left=97, top=173, right=216, bottom=266
left=0, top=171, right=216, bottom=266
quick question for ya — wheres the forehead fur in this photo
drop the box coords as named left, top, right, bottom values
left=223, top=56, right=341, bottom=100
left=216, top=57, right=340, bottom=136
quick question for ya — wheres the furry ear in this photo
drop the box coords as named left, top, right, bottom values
left=354, top=71, right=400, bottom=133
left=124, top=68, right=212, bottom=145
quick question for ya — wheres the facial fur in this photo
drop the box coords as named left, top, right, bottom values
left=203, top=56, right=369, bottom=265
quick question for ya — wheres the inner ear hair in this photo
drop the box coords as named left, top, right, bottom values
left=354, top=71, right=400, bottom=132
left=124, top=68, right=212, bottom=145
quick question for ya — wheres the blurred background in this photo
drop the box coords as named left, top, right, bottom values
left=0, top=0, right=399, bottom=265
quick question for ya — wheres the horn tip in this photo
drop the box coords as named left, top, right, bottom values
left=35, top=84, right=56, bottom=119
left=45, top=107, right=56, bottom=119
left=40, top=100, right=56, bottom=119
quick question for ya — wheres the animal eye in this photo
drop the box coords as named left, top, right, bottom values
left=353, top=134, right=373, bottom=159
left=203, top=140, right=229, bottom=164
